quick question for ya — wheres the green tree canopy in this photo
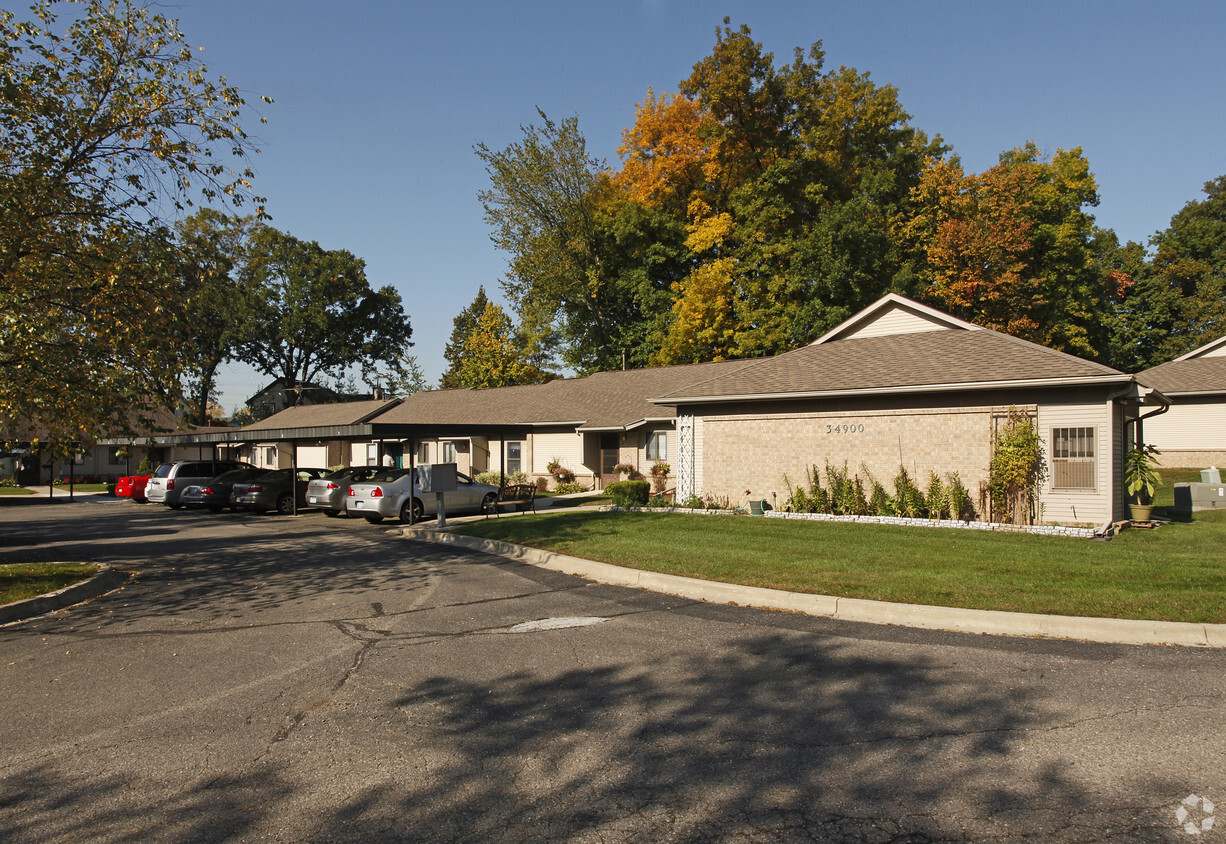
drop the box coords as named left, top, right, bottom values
left=235, top=225, right=413, bottom=403
left=175, top=209, right=256, bottom=426
left=0, top=0, right=269, bottom=448
left=443, top=301, right=550, bottom=389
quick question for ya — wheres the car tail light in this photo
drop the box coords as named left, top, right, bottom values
left=347, top=486, right=354, bottom=496
left=201, top=486, right=214, bottom=495
left=167, top=479, right=175, bottom=490
left=249, top=484, right=263, bottom=492
left=370, top=487, right=383, bottom=498
left=325, top=482, right=338, bottom=490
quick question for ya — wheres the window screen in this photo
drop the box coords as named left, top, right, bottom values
left=1051, top=427, right=1096, bottom=490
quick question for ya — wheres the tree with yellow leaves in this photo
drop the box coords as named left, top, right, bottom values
left=0, top=0, right=270, bottom=450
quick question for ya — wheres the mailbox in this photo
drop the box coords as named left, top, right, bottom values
left=415, top=463, right=457, bottom=493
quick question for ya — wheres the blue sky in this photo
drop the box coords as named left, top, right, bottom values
left=161, top=0, right=1226, bottom=413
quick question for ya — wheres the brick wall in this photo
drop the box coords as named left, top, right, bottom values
left=700, top=407, right=996, bottom=509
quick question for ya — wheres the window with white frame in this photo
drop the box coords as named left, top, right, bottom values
left=417, top=442, right=430, bottom=464
left=506, top=441, right=522, bottom=475
left=1051, top=427, right=1096, bottom=490
left=366, top=443, right=379, bottom=466
left=646, top=431, right=667, bottom=462
left=441, top=441, right=456, bottom=463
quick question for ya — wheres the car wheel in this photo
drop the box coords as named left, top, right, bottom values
left=276, top=494, right=295, bottom=515
left=481, top=492, right=498, bottom=513
left=208, top=506, right=224, bottom=513
left=323, top=508, right=340, bottom=518
left=364, top=514, right=384, bottom=524
left=167, top=503, right=183, bottom=510
left=399, top=498, right=425, bottom=523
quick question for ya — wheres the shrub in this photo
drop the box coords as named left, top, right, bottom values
left=947, top=472, right=972, bottom=520
left=475, top=470, right=530, bottom=487
left=606, top=480, right=650, bottom=507
left=680, top=493, right=705, bottom=509
left=535, top=476, right=549, bottom=493
left=646, top=494, right=673, bottom=508
left=553, top=481, right=588, bottom=495
left=988, top=407, right=1045, bottom=524
left=893, top=465, right=926, bottom=519
left=0, top=475, right=18, bottom=488
left=925, top=471, right=948, bottom=520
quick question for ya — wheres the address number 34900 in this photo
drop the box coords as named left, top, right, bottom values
left=826, top=423, right=865, bottom=433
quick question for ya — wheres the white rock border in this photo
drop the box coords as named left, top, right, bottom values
left=601, top=505, right=1098, bottom=538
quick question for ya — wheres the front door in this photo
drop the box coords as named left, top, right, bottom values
left=600, top=433, right=619, bottom=489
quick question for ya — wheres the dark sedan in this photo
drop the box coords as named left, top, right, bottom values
left=231, top=468, right=328, bottom=515
left=181, top=468, right=267, bottom=512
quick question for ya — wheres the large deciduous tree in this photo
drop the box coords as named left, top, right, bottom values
left=235, top=226, right=413, bottom=403
left=899, top=144, right=1119, bottom=360
left=175, top=209, right=256, bottom=426
left=0, top=0, right=268, bottom=448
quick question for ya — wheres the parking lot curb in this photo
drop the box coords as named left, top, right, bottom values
left=403, top=530, right=1226, bottom=648
left=0, top=566, right=129, bottom=625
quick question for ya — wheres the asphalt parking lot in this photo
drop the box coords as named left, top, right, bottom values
left=1, top=499, right=1223, bottom=842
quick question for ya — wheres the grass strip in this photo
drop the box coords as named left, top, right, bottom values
left=0, top=487, right=36, bottom=496
left=0, top=563, right=102, bottom=605
left=450, top=508, right=1226, bottom=624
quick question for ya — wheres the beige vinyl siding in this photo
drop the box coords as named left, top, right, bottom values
left=835, top=306, right=951, bottom=340
left=1143, top=401, right=1226, bottom=451
left=1203, top=345, right=1226, bottom=358
left=532, top=431, right=584, bottom=475
left=1037, top=402, right=1113, bottom=524
left=296, top=445, right=327, bottom=468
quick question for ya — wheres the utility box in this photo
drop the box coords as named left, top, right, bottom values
left=1201, top=467, right=1222, bottom=484
left=415, top=463, right=457, bottom=493
left=1174, top=482, right=1226, bottom=511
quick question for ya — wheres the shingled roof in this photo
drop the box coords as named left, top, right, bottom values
left=239, top=399, right=402, bottom=432
left=374, top=359, right=759, bottom=430
left=655, top=312, right=1126, bottom=404
left=1138, top=336, right=1226, bottom=396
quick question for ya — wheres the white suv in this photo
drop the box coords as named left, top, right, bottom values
left=146, top=460, right=253, bottom=509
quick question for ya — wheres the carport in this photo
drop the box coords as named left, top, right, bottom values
left=154, top=415, right=536, bottom=522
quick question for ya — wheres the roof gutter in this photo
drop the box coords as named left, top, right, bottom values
left=650, top=374, right=1136, bottom=406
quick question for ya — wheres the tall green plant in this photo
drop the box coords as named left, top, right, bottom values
left=893, top=466, right=927, bottom=519
left=988, top=408, right=1045, bottom=524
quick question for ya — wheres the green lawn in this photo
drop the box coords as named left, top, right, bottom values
left=0, top=487, right=35, bottom=496
left=450, top=508, right=1226, bottom=624
left=0, top=563, right=101, bottom=605
left=51, top=482, right=110, bottom=492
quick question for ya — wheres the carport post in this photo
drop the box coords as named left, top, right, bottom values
left=407, top=437, right=415, bottom=527
left=291, top=444, right=298, bottom=516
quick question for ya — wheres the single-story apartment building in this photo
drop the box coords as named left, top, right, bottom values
left=1137, top=334, right=1226, bottom=469
left=652, top=294, right=1166, bottom=525
left=143, top=295, right=1166, bottom=525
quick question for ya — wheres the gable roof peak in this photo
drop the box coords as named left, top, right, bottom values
left=1172, top=333, right=1226, bottom=362
left=810, top=293, right=984, bottom=346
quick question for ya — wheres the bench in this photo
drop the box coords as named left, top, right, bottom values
left=486, top=484, right=537, bottom=517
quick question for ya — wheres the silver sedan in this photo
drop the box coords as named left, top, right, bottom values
left=305, top=466, right=380, bottom=517
left=345, top=468, right=500, bottom=524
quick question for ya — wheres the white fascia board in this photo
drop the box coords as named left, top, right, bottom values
left=1173, top=334, right=1226, bottom=361
left=576, top=417, right=678, bottom=434
left=650, top=374, right=1136, bottom=405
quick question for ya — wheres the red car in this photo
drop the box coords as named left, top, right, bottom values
left=115, top=474, right=152, bottom=503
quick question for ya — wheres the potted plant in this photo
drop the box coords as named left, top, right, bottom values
left=1125, top=444, right=1162, bottom=522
